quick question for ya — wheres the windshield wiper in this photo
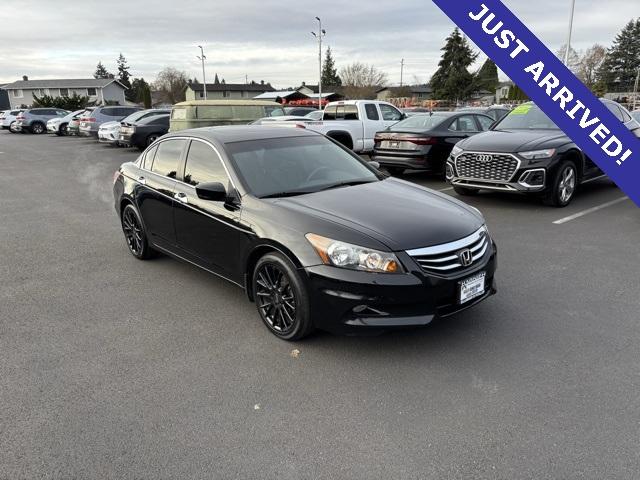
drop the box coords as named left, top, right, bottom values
left=317, top=180, right=377, bottom=192
left=260, top=190, right=315, bottom=199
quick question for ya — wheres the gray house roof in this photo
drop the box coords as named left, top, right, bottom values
left=2, top=78, right=127, bottom=90
left=188, top=82, right=275, bottom=93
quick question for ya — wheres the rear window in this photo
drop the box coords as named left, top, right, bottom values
left=391, top=114, right=448, bottom=130
left=323, top=104, right=359, bottom=121
left=101, top=108, right=120, bottom=117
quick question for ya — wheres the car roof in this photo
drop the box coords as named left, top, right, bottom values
left=173, top=100, right=282, bottom=107
left=164, top=125, right=320, bottom=144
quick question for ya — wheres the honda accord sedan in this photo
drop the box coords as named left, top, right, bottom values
left=113, top=126, right=497, bottom=340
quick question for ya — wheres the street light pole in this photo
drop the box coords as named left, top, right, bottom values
left=400, top=58, right=405, bottom=87
left=197, top=45, right=207, bottom=100
left=563, top=0, right=576, bottom=66
left=311, top=17, right=326, bottom=110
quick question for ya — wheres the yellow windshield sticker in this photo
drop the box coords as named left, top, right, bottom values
left=511, top=104, right=532, bottom=115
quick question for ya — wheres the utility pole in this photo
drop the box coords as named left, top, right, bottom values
left=311, top=17, right=326, bottom=110
left=400, top=58, right=405, bottom=87
left=563, top=0, right=576, bottom=66
left=197, top=45, right=207, bottom=100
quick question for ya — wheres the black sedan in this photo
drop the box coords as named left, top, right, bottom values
left=113, top=127, right=497, bottom=340
left=372, top=112, right=495, bottom=176
left=119, top=114, right=170, bottom=150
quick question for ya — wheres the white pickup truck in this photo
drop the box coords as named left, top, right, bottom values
left=294, top=100, right=406, bottom=153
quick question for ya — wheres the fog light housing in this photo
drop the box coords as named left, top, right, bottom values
left=518, top=169, right=546, bottom=189
left=445, top=162, right=455, bottom=180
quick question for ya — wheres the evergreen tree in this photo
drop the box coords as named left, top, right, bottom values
left=130, top=78, right=150, bottom=103
left=143, top=85, right=152, bottom=109
left=93, top=61, right=111, bottom=79
left=473, top=58, right=499, bottom=93
left=117, top=53, right=132, bottom=91
left=214, top=73, right=220, bottom=84
left=321, top=47, right=342, bottom=87
left=507, top=84, right=529, bottom=101
left=598, top=19, right=640, bottom=92
left=429, top=28, right=478, bottom=101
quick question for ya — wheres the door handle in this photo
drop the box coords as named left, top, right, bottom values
left=137, top=176, right=146, bottom=185
left=174, top=192, right=188, bottom=204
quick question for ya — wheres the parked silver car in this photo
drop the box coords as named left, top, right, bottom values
left=15, top=108, right=70, bottom=134
left=98, top=108, right=170, bottom=145
left=78, top=105, right=142, bottom=137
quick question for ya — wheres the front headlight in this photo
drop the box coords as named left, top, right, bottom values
left=518, top=148, right=556, bottom=160
left=451, top=145, right=464, bottom=157
left=306, top=234, right=403, bottom=273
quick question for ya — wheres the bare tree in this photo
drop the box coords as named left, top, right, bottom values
left=153, top=67, right=188, bottom=105
left=556, top=44, right=581, bottom=75
left=339, top=62, right=389, bottom=99
left=577, top=44, right=606, bottom=89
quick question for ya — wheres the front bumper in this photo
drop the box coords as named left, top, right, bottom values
left=98, top=130, right=120, bottom=144
left=47, top=123, right=60, bottom=133
left=446, top=153, right=555, bottom=193
left=302, top=244, right=497, bottom=334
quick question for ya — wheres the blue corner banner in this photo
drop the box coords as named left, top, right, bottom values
left=432, top=0, right=640, bottom=207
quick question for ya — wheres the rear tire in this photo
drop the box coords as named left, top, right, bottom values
left=9, top=122, right=17, bottom=133
left=253, top=252, right=314, bottom=341
left=543, top=160, right=577, bottom=207
left=453, top=185, right=480, bottom=196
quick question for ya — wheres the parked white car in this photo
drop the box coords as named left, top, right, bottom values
left=98, top=121, right=122, bottom=145
left=47, top=109, right=85, bottom=135
left=1, top=109, right=23, bottom=132
left=292, top=100, right=406, bottom=153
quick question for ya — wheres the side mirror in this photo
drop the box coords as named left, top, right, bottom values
left=196, top=182, right=227, bottom=202
left=369, top=161, right=381, bottom=169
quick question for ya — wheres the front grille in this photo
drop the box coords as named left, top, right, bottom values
left=406, top=227, right=490, bottom=275
left=455, top=153, right=519, bottom=182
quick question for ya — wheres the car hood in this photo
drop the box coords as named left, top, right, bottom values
left=459, top=129, right=570, bottom=152
left=273, top=178, right=484, bottom=251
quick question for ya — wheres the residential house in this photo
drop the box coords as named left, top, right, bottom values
left=2, top=77, right=127, bottom=109
left=496, top=81, right=514, bottom=104
left=185, top=80, right=276, bottom=100
left=376, top=85, right=433, bottom=101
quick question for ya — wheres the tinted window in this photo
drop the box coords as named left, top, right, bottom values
left=226, top=136, right=378, bottom=198
left=620, top=108, right=632, bottom=123
left=183, top=141, right=228, bottom=187
left=365, top=104, right=380, bottom=120
left=379, top=104, right=403, bottom=121
left=102, top=108, right=119, bottom=117
left=604, top=102, right=624, bottom=122
left=151, top=140, right=185, bottom=178
left=450, top=115, right=478, bottom=132
left=323, top=105, right=338, bottom=120
left=143, top=145, right=158, bottom=170
left=476, top=115, right=494, bottom=131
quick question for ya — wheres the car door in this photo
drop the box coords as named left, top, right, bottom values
left=173, top=139, right=246, bottom=281
left=379, top=103, right=404, bottom=129
left=136, top=138, right=187, bottom=247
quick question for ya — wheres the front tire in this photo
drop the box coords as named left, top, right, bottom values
left=121, top=204, right=155, bottom=259
left=58, top=123, right=68, bottom=136
left=253, top=252, right=314, bottom=341
left=543, top=160, right=577, bottom=207
left=30, top=122, right=45, bottom=134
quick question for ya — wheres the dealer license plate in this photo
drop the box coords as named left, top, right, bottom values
left=458, top=272, right=486, bottom=304
left=388, top=141, right=400, bottom=148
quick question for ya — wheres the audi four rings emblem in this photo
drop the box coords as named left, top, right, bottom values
left=458, top=249, right=473, bottom=267
left=476, top=154, right=493, bottom=163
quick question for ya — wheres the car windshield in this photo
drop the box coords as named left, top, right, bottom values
left=226, top=135, right=381, bottom=198
left=390, top=113, right=449, bottom=130
left=494, top=103, right=559, bottom=130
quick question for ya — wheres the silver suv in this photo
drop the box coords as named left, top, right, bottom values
left=15, top=108, right=70, bottom=134
left=79, top=106, right=142, bottom=137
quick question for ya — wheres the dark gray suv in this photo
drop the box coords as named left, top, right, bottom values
left=15, top=108, right=70, bottom=134
left=78, top=106, right=142, bottom=137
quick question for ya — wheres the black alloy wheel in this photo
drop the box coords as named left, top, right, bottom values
left=31, top=122, right=45, bottom=134
left=253, top=252, right=313, bottom=340
left=59, top=123, right=68, bottom=136
left=121, top=204, right=154, bottom=259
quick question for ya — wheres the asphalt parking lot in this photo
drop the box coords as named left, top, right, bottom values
left=1, top=131, right=639, bottom=479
